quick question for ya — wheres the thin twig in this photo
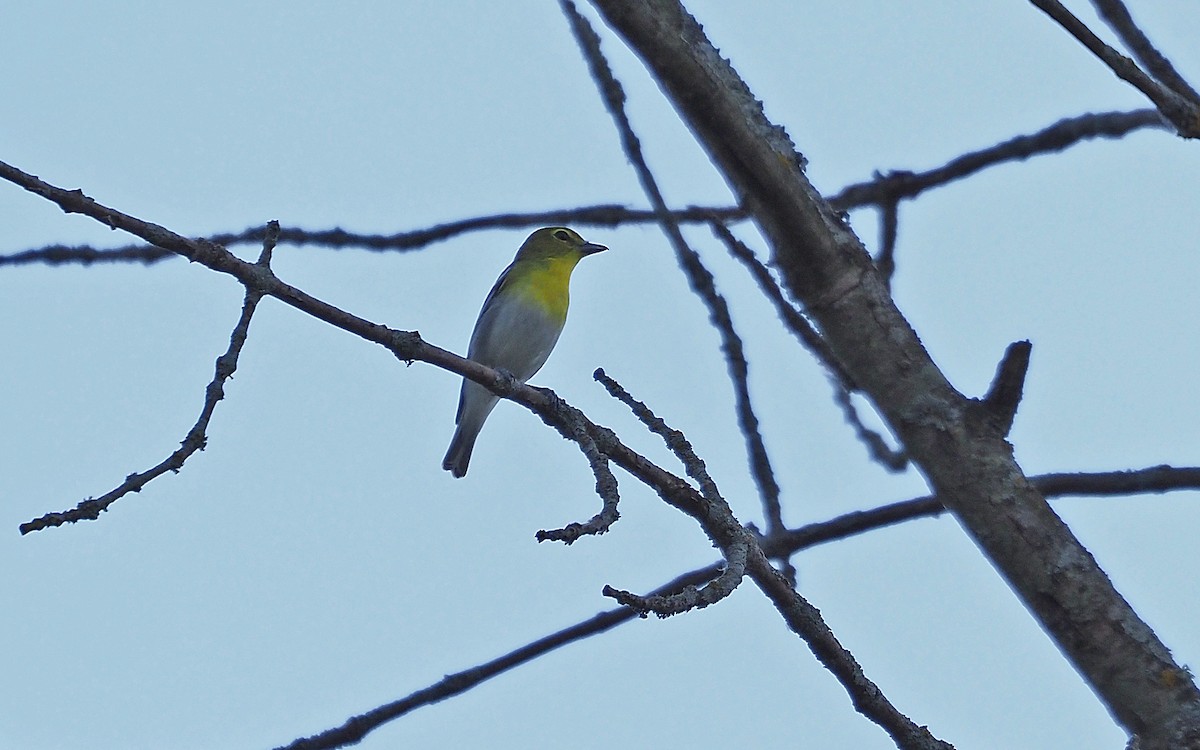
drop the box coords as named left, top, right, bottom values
left=830, top=387, right=908, bottom=472
left=561, top=0, right=785, bottom=540
left=828, top=109, right=1168, bottom=210
left=3, top=111, right=1166, bottom=269
left=0, top=205, right=746, bottom=267
left=603, top=539, right=747, bottom=617
left=769, top=464, right=1200, bottom=553
left=979, top=340, right=1033, bottom=437
left=708, top=221, right=846, bottom=378
left=536, top=391, right=621, bottom=543
left=594, top=368, right=720, bottom=501
left=257, top=219, right=280, bottom=265
left=272, top=565, right=723, bottom=750
left=1090, top=0, right=1200, bottom=104
left=709, top=222, right=907, bottom=472
left=1029, top=0, right=1200, bottom=137
left=19, top=225, right=280, bottom=533
left=876, top=197, right=899, bottom=286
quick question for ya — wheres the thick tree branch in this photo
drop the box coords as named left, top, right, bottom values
left=585, top=2, right=1200, bottom=747
left=552, top=0, right=955, bottom=705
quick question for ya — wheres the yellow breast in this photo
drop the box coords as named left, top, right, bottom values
left=507, top=255, right=578, bottom=325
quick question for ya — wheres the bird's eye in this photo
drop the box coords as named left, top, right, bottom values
left=554, top=230, right=571, bottom=242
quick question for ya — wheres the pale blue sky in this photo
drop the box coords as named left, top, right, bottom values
left=3, top=3, right=1198, bottom=748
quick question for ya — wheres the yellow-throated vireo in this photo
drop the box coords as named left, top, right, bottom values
left=443, top=227, right=606, bottom=477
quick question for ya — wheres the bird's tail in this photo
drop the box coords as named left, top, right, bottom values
left=443, top=383, right=499, bottom=479
left=442, top=423, right=478, bottom=479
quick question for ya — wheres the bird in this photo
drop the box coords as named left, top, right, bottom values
left=442, top=227, right=607, bottom=477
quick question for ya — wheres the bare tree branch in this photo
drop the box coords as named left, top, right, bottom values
left=278, top=459, right=1200, bottom=749
left=535, top=389, right=622, bottom=543
left=272, top=463, right=1200, bottom=748
left=707, top=222, right=844, bottom=378
left=770, top=465, right=1200, bottom=554
left=1029, top=0, right=1200, bottom=137
left=561, top=0, right=786, bottom=548
left=875, top=196, right=899, bottom=285
left=979, top=340, right=1034, bottom=437
left=593, top=364, right=951, bottom=747
left=1090, top=0, right=1200, bottom=104
left=709, top=221, right=908, bottom=472
left=594, top=368, right=719, bottom=499
left=585, top=2, right=1200, bottom=746
left=0, top=169, right=837, bottom=740
left=827, top=109, right=1168, bottom=210
left=18, top=223, right=280, bottom=534
left=272, top=564, right=725, bottom=750
left=594, top=367, right=749, bottom=615
left=3, top=1, right=1194, bottom=745
left=603, top=538, right=747, bottom=617
left=1034, top=464, right=1200, bottom=497
left=0, top=159, right=692, bottom=542
left=0, top=242, right=174, bottom=266
left=591, top=365, right=956, bottom=746
left=1, top=111, right=1165, bottom=270
left=828, top=387, right=907, bottom=472
left=274, top=462, right=1200, bottom=750
left=0, top=205, right=746, bottom=267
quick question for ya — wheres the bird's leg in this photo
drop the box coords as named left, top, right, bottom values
left=491, top=367, right=520, bottom=397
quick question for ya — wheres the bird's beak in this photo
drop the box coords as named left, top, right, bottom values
left=580, top=241, right=607, bottom=256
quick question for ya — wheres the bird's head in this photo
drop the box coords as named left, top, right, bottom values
left=515, top=227, right=607, bottom=263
